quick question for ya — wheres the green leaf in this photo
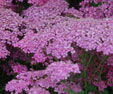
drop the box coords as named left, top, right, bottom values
left=77, top=91, right=85, bottom=94
left=87, top=85, right=97, bottom=91
left=76, top=74, right=81, bottom=78
left=103, top=89, right=109, bottom=94
left=64, top=88, right=75, bottom=94
left=64, top=89, right=73, bottom=93
left=65, top=0, right=70, bottom=3
left=91, top=2, right=102, bottom=7
left=61, top=80, right=66, bottom=83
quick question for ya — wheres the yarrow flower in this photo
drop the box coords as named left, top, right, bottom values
left=5, top=80, right=30, bottom=94
left=45, top=61, right=80, bottom=82
left=6, top=61, right=80, bottom=93
left=2, top=0, right=113, bottom=94
left=0, top=7, right=24, bottom=58
left=93, top=80, right=107, bottom=91
left=79, top=0, right=113, bottom=18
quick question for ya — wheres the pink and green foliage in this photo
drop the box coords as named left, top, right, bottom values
left=79, top=0, right=113, bottom=18
left=1, top=0, right=113, bottom=94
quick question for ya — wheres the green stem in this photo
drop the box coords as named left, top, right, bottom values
left=91, top=55, right=107, bottom=81
left=82, top=49, right=88, bottom=94
left=83, top=67, right=88, bottom=94
left=0, top=86, right=5, bottom=92
left=97, top=55, right=107, bottom=81
left=86, top=51, right=95, bottom=69
left=81, top=50, right=95, bottom=94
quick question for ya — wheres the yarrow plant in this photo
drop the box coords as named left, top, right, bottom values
left=79, top=0, right=113, bottom=18
left=0, top=0, right=113, bottom=94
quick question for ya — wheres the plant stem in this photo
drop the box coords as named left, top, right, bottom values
left=97, top=55, right=107, bottom=81
left=81, top=50, right=95, bottom=94
left=86, top=51, right=95, bottom=69
left=82, top=49, right=88, bottom=94
left=83, top=67, right=88, bottom=94
left=91, top=55, right=107, bottom=81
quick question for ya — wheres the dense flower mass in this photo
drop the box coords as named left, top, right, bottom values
left=6, top=61, right=80, bottom=94
left=79, top=0, right=113, bottom=18
left=45, top=61, right=80, bottom=82
left=0, top=7, right=24, bottom=58
left=22, top=0, right=69, bottom=31
left=0, top=0, right=49, bottom=5
left=14, top=16, right=113, bottom=62
left=1, top=0, right=113, bottom=94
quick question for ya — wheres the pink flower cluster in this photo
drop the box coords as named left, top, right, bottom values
left=0, top=0, right=49, bottom=5
left=1, top=0, right=113, bottom=94
left=0, top=7, right=23, bottom=58
left=6, top=61, right=80, bottom=94
left=79, top=0, right=113, bottom=18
